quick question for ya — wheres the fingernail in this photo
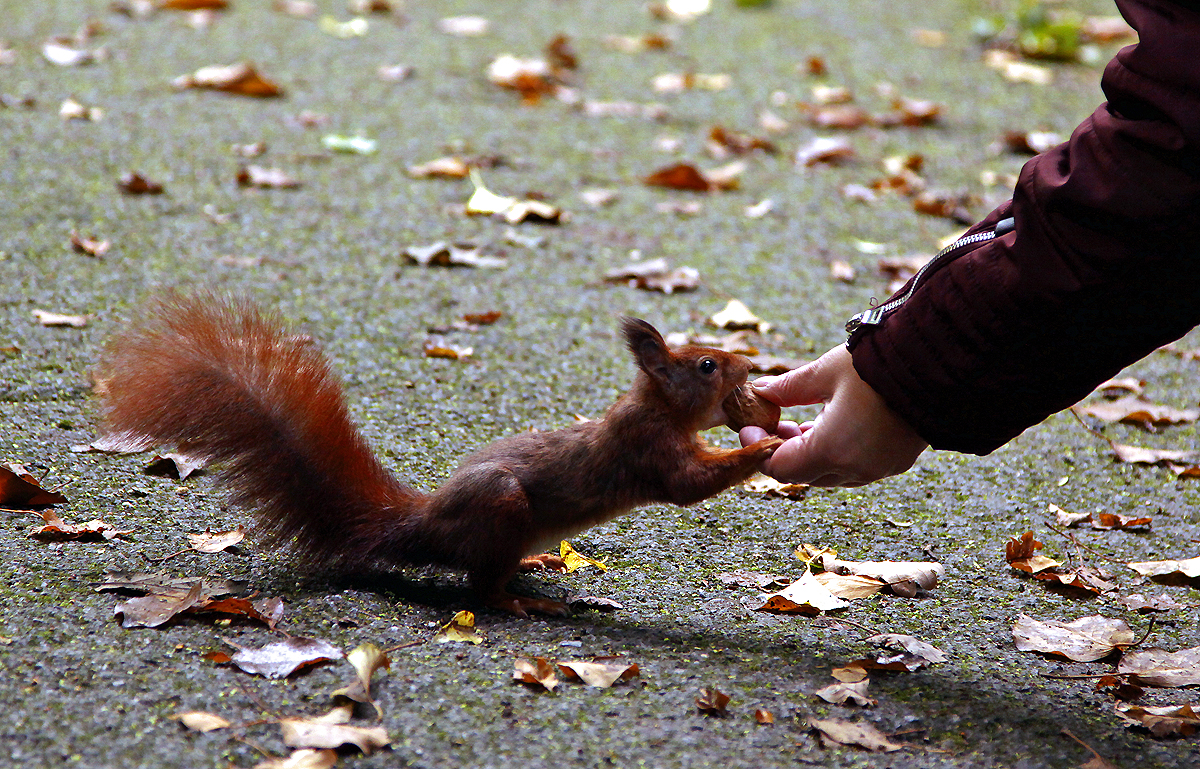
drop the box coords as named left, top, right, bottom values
left=752, top=375, right=778, bottom=388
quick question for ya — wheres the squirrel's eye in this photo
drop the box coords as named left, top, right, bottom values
left=699, top=358, right=718, bottom=375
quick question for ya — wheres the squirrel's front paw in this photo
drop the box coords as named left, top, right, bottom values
left=751, top=435, right=785, bottom=458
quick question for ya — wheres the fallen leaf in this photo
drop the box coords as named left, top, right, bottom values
left=407, top=156, right=471, bottom=179
left=403, top=241, right=505, bottom=269
left=831, top=663, right=869, bottom=683
left=829, top=260, right=856, bottom=283
left=33, top=509, right=131, bottom=542
left=1127, top=556, right=1200, bottom=587
left=145, top=450, right=207, bottom=480
left=117, top=172, right=164, bottom=195
left=1091, top=512, right=1152, bottom=531
left=253, top=749, right=338, bottom=769
left=695, top=687, right=730, bottom=716
left=321, top=134, right=376, bottom=154
left=710, top=299, right=771, bottom=333
left=1012, top=614, right=1135, bottom=662
left=603, top=33, right=672, bottom=53
left=160, top=0, right=229, bottom=9
left=318, top=15, right=368, bottom=38
left=805, top=103, right=870, bottom=130
left=59, top=98, right=102, bottom=122
left=754, top=571, right=849, bottom=615
left=195, top=596, right=285, bottom=628
left=716, top=570, right=792, bottom=591
left=559, top=540, right=606, bottom=573
left=651, top=72, right=729, bottom=93
left=984, top=49, right=1053, bottom=85
left=706, top=125, right=776, bottom=158
left=566, top=595, right=625, bottom=612
left=643, top=162, right=739, bottom=192
left=32, top=309, right=90, bottom=328
left=815, top=680, right=875, bottom=707
left=513, top=657, right=558, bottom=691
left=739, top=475, right=806, bottom=499
left=912, top=190, right=975, bottom=224
left=237, top=165, right=301, bottom=189
left=1002, top=130, right=1063, bottom=155
left=94, top=571, right=245, bottom=598
left=42, top=39, right=104, bottom=67
left=0, top=462, right=68, bottom=507
left=1005, top=531, right=1061, bottom=574
left=173, top=710, right=232, bottom=732
left=486, top=54, right=558, bottom=104
left=1115, top=701, right=1200, bottom=737
left=603, top=258, right=700, bottom=294
left=114, top=581, right=206, bottom=628
left=1119, top=593, right=1185, bottom=613
left=434, top=610, right=482, bottom=644
left=377, top=63, right=414, bottom=82
left=807, top=717, right=901, bottom=752
left=866, top=634, right=948, bottom=664
left=187, top=527, right=246, bottom=553
left=755, top=709, right=774, bottom=725
left=227, top=636, right=343, bottom=678
left=815, top=553, right=943, bottom=595
left=332, top=642, right=390, bottom=715
left=465, top=172, right=562, bottom=224
left=172, top=62, right=284, bottom=97
left=280, top=710, right=389, bottom=754
left=795, top=136, right=855, bottom=167
left=1118, top=647, right=1200, bottom=688
left=69, top=231, right=109, bottom=256
left=1078, top=395, right=1200, bottom=430
left=437, top=15, right=489, bottom=36
left=813, top=572, right=886, bottom=600
left=422, top=339, right=473, bottom=361
left=558, top=660, right=639, bottom=688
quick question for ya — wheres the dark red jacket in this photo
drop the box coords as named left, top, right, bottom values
left=847, top=0, right=1200, bottom=454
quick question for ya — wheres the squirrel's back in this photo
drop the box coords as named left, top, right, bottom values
left=96, top=293, right=422, bottom=569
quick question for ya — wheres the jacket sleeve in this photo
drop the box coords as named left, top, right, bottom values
left=846, top=0, right=1200, bottom=455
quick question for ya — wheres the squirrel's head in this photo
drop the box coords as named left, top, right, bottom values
left=621, top=317, right=753, bottom=431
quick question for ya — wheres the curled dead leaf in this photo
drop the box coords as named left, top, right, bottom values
left=1012, top=613, right=1134, bottom=662
left=173, top=62, right=284, bottom=97
left=1, top=462, right=68, bottom=507
left=695, top=687, right=730, bottom=716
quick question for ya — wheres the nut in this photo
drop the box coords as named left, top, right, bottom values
left=722, top=383, right=780, bottom=432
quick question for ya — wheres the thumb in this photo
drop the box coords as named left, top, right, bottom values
left=752, top=346, right=845, bottom=407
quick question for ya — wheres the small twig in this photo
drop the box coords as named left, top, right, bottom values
left=232, top=735, right=274, bottom=759
left=382, top=639, right=423, bottom=653
left=1129, top=616, right=1157, bottom=649
left=1068, top=406, right=1110, bottom=441
left=1061, top=727, right=1110, bottom=765
left=810, top=615, right=879, bottom=637
left=1043, top=522, right=1118, bottom=563
left=144, top=548, right=190, bottom=563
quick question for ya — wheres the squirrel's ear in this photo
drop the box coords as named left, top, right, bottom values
left=621, top=317, right=671, bottom=384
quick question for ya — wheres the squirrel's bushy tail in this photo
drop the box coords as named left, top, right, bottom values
left=96, top=292, right=423, bottom=570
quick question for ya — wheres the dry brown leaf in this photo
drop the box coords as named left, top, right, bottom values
left=188, top=527, right=246, bottom=553
left=117, top=172, right=164, bottom=195
left=486, top=54, right=558, bottom=104
left=984, top=50, right=1053, bottom=85
left=795, top=137, right=855, bottom=167
left=1118, top=647, right=1200, bottom=688
left=403, top=242, right=505, bottom=270
left=652, top=72, right=729, bottom=93
left=816, top=553, right=943, bottom=594
left=1005, top=531, right=1061, bottom=574
left=173, top=62, right=284, bottom=97
left=332, top=642, right=390, bottom=714
left=1012, top=614, right=1134, bottom=662
left=603, top=33, right=671, bottom=53
left=513, top=657, right=558, bottom=692
left=253, top=749, right=338, bottom=769
left=644, top=162, right=729, bottom=192
left=33, top=509, right=130, bottom=542
left=115, top=581, right=206, bottom=628
left=69, top=231, right=109, bottom=256
left=1, top=463, right=68, bottom=507
left=280, top=711, right=389, bottom=754
left=807, top=717, right=901, bottom=752
left=1079, top=395, right=1200, bottom=430
left=603, top=258, right=700, bottom=294
left=237, top=165, right=300, bottom=189
left=754, top=571, right=849, bottom=615
left=173, top=710, right=232, bottom=732
left=831, top=663, right=869, bottom=683
left=144, top=452, right=207, bottom=480
left=227, top=636, right=343, bottom=678
left=912, top=190, right=975, bottom=224
left=422, top=339, right=473, bottom=361
left=813, top=572, right=887, bottom=600
left=710, top=299, right=771, bottom=333
left=867, top=634, right=948, bottom=664
left=706, top=125, right=776, bottom=158
left=1119, top=593, right=1185, bottom=613
left=695, top=687, right=730, bottom=716
left=558, top=660, right=639, bottom=688
left=805, top=104, right=871, bottom=130
left=1096, top=377, right=1145, bottom=397
left=754, top=708, right=774, bottom=725
left=815, top=680, right=875, bottom=707
left=1127, top=556, right=1200, bottom=587
left=1116, top=702, right=1200, bottom=738
left=407, top=156, right=471, bottom=179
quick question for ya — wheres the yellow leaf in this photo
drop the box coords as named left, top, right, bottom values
left=434, top=610, right=483, bottom=644
left=559, top=540, right=606, bottom=573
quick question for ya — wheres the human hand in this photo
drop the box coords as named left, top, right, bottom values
left=738, top=344, right=928, bottom=487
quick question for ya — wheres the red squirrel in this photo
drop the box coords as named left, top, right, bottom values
left=95, top=294, right=783, bottom=616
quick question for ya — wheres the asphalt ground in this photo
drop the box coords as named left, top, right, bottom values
left=2, top=1, right=1198, bottom=767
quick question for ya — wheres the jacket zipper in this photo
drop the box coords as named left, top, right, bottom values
left=845, top=216, right=1015, bottom=336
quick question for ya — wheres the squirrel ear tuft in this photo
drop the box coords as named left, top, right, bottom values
left=621, top=317, right=670, bottom=384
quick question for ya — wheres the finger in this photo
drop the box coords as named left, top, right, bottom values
left=751, top=346, right=847, bottom=407
left=775, top=421, right=804, bottom=439
left=738, top=426, right=768, bottom=447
